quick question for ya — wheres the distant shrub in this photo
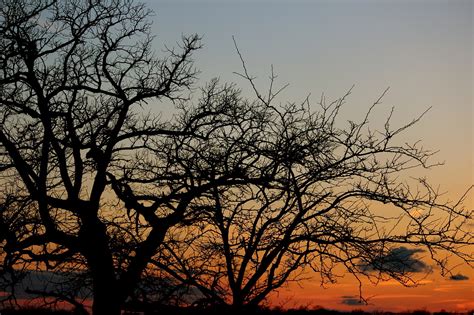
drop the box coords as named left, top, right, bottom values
left=0, top=308, right=71, bottom=315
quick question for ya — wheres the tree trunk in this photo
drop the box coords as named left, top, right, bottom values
left=92, top=284, right=121, bottom=315
left=231, top=295, right=245, bottom=314
left=81, top=218, right=123, bottom=315
left=88, top=248, right=123, bottom=315
left=230, top=295, right=260, bottom=315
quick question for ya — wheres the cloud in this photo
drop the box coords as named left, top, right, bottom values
left=372, top=294, right=431, bottom=299
left=340, top=295, right=365, bottom=306
left=449, top=273, right=469, bottom=281
left=360, top=246, right=429, bottom=274
left=2, top=270, right=92, bottom=299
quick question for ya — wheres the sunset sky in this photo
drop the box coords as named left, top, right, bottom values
left=146, top=0, right=473, bottom=312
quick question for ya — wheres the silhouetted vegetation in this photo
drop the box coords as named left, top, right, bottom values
left=0, top=0, right=200, bottom=313
left=1, top=0, right=473, bottom=314
left=0, top=309, right=71, bottom=315
left=0, top=306, right=472, bottom=315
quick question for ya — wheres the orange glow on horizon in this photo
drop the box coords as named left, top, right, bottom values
left=269, top=271, right=474, bottom=312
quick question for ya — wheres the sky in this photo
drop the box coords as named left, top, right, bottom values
left=145, top=0, right=473, bottom=312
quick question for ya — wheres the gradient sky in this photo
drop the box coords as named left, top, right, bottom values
left=146, top=0, right=473, bottom=312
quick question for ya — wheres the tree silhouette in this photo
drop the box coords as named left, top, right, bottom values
left=1, top=1, right=473, bottom=314
left=0, top=0, right=201, bottom=313
left=143, top=64, right=473, bottom=310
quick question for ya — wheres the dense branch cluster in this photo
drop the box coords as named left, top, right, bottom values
left=137, top=78, right=472, bottom=308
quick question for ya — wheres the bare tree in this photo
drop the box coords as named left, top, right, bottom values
left=141, top=67, right=473, bottom=310
left=0, top=0, right=202, bottom=313
left=1, top=0, right=472, bottom=313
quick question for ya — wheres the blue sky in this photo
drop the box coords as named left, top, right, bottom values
left=148, top=0, right=472, bottom=200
